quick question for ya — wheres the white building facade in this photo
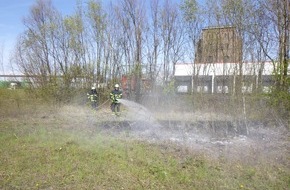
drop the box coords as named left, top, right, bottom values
left=175, top=61, right=289, bottom=94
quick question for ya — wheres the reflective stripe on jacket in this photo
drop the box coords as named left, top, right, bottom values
left=87, top=93, right=97, bottom=102
left=110, top=89, right=122, bottom=103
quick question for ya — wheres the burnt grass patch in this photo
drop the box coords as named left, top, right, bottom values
left=94, top=118, right=288, bottom=166
left=97, top=119, right=264, bottom=138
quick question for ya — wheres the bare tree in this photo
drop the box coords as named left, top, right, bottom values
left=113, top=0, right=146, bottom=102
left=85, top=0, right=107, bottom=85
left=106, top=6, right=124, bottom=82
left=15, top=0, right=60, bottom=87
left=0, top=42, right=4, bottom=76
left=180, top=0, right=202, bottom=62
left=145, top=0, right=162, bottom=88
left=160, top=0, right=181, bottom=83
left=255, top=0, right=289, bottom=90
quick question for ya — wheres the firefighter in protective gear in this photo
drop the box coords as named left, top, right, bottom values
left=110, top=84, right=122, bottom=114
left=87, top=86, right=98, bottom=110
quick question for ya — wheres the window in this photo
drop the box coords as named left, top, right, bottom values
left=223, top=56, right=230, bottom=63
left=242, top=85, right=253, bottom=93
left=208, top=33, right=212, bottom=40
left=197, top=86, right=209, bottom=93
left=207, top=56, right=213, bottom=63
left=217, top=86, right=229, bottom=93
left=177, top=85, right=188, bottom=93
left=262, top=86, right=271, bottom=93
left=224, top=33, right=229, bottom=41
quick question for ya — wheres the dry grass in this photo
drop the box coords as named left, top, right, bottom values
left=0, top=89, right=289, bottom=189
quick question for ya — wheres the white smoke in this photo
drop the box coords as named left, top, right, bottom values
left=119, top=99, right=159, bottom=124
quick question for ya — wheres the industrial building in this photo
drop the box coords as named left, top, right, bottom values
left=175, top=61, right=278, bottom=94
left=174, top=26, right=286, bottom=94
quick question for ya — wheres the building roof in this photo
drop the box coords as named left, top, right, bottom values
left=175, top=61, right=285, bottom=76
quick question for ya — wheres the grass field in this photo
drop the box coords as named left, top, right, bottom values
left=0, top=90, right=289, bottom=189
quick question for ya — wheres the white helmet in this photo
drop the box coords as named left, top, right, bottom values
left=114, top=84, right=119, bottom=88
left=91, top=86, right=96, bottom=90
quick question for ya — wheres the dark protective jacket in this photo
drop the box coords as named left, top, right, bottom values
left=110, top=89, right=122, bottom=103
left=87, top=90, right=98, bottom=102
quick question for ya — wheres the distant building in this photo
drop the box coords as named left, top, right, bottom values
left=174, top=26, right=285, bottom=94
left=175, top=62, right=279, bottom=94
left=195, top=26, right=242, bottom=64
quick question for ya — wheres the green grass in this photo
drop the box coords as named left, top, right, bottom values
left=0, top=89, right=289, bottom=189
left=0, top=117, right=289, bottom=190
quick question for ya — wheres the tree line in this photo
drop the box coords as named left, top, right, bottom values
left=11, top=0, right=289, bottom=101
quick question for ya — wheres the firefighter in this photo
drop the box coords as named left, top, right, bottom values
left=110, top=84, right=122, bottom=115
left=87, top=86, right=98, bottom=110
